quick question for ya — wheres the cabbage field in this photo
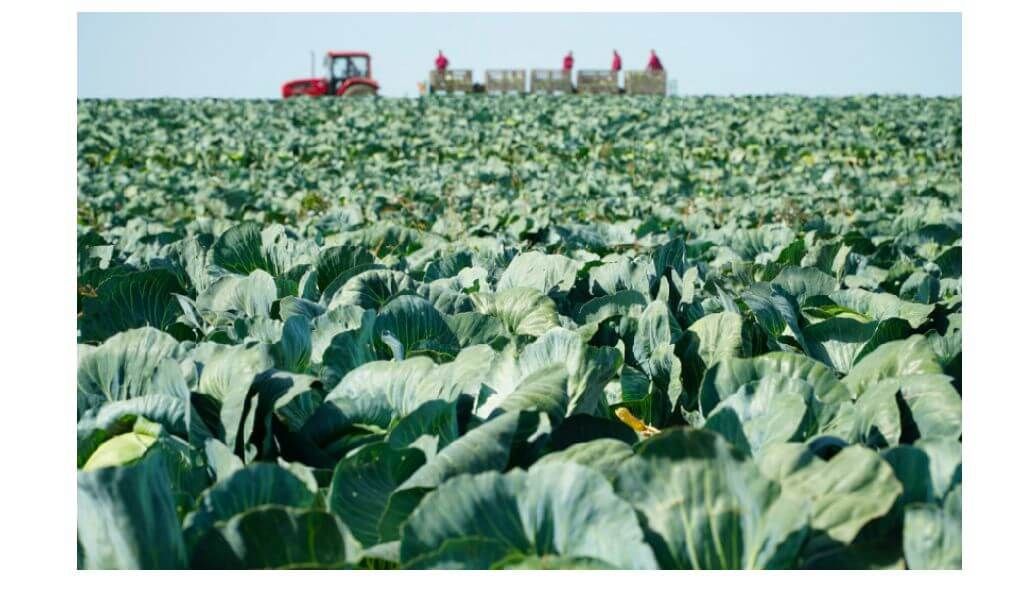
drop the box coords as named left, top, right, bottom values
left=77, top=95, right=962, bottom=570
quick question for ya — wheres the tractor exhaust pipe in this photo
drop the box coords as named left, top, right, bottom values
left=310, top=51, right=315, bottom=78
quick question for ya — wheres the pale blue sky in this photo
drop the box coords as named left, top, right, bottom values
left=78, top=12, right=961, bottom=98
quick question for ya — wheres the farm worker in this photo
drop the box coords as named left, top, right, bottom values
left=647, top=49, right=664, bottom=72
left=611, top=50, right=622, bottom=72
left=563, top=51, right=574, bottom=71
left=435, top=50, right=449, bottom=72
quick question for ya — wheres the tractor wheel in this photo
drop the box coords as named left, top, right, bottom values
left=342, top=84, right=376, bottom=97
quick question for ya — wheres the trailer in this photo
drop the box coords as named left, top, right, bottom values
left=624, top=70, right=668, bottom=96
left=530, top=69, right=574, bottom=94
left=418, top=66, right=668, bottom=96
left=428, top=69, right=476, bottom=94
left=577, top=70, right=620, bottom=94
left=485, top=70, right=527, bottom=94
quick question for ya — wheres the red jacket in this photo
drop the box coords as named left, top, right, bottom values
left=563, top=54, right=574, bottom=71
left=611, top=52, right=622, bottom=71
left=647, top=53, right=663, bottom=71
left=435, top=54, right=449, bottom=71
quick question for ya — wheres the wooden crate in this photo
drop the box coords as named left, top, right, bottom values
left=624, top=70, right=667, bottom=96
left=485, top=69, right=526, bottom=93
left=577, top=70, right=619, bottom=94
left=428, top=69, right=474, bottom=93
left=530, top=69, right=573, bottom=94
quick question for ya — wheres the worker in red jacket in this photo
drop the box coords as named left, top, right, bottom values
left=647, top=49, right=664, bottom=72
left=435, top=50, right=449, bottom=72
left=563, top=51, right=574, bottom=71
left=611, top=50, right=622, bottom=72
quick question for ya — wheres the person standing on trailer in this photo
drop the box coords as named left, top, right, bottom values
left=611, top=50, right=623, bottom=94
left=562, top=51, right=575, bottom=92
left=647, top=49, right=664, bottom=72
left=435, top=50, right=449, bottom=72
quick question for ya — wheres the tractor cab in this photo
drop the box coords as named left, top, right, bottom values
left=326, top=52, right=370, bottom=94
left=281, top=51, right=379, bottom=98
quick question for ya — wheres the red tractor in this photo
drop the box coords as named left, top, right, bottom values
left=281, top=51, right=379, bottom=98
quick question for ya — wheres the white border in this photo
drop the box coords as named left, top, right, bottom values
left=74, top=1, right=966, bottom=13
left=7, top=0, right=1023, bottom=588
